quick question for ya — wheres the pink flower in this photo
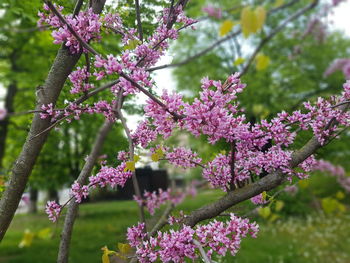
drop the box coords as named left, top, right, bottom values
left=251, top=193, right=267, bottom=205
left=202, top=5, right=222, bottom=19
left=45, top=201, right=62, bottom=222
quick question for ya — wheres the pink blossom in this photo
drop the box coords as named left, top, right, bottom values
left=128, top=214, right=258, bottom=262
left=324, top=58, right=350, bottom=79
left=202, top=5, right=222, bottom=19
left=165, top=147, right=202, bottom=168
left=45, top=201, right=61, bottom=222
left=38, top=6, right=101, bottom=53
left=251, top=193, right=267, bottom=205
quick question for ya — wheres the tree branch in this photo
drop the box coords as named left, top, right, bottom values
left=116, top=92, right=147, bottom=229
left=183, top=136, right=322, bottom=227
left=57, top=120, right=113, bottom=263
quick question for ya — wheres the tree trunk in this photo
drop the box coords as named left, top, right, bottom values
left=0, top=82, right=17, bottom=169
left=28, top=187, right=38, bottom=214
left=0, top=0, right=107, bottom=242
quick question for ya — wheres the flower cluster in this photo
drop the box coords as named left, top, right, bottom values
left=313, top=159, right=350, bottom=192
left=89, top=163, right=133, bottom=189
left=68, top=66, right=94, bottom=94
left=40, top=100, right=117, bottom=122
left=202, top=5, right=222, bottom=19
left=165, top=147, right=202, bottom=169
left=324, top=58, right=350, bottom=79
left=38, top=4, right=101, bottom=53
left=134, top=186, right=195, bottom=215
left=144, top=90, right=185, bottom=138
left=45, top=201, right=61, bottom=222
left=251, top=193, right=267, bottom=205
left=127, top=214, right=258, bottom=263
left=71, top=181, right=89, bottom=203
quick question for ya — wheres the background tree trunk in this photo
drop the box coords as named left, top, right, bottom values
left=28, top=187, right=38, bottom=214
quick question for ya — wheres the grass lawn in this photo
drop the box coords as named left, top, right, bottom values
left=0, top=190, right=349, bottom=263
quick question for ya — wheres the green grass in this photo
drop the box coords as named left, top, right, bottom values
left=1, top=190, right=349, bottom=263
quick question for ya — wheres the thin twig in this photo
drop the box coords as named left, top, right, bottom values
left=73, top=0, right=84, bottom=17
left=134, top=0, right=143, bottom=42
left=193, top=240, right=212, bottom=263
left=117, top=90, right=147, bottom=229
left=240, top=0, right=319, bottom=75
left=148, top=203, right=174, bottom=237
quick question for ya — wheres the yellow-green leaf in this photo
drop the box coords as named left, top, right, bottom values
left=336, top=191, right=345, bottom=200
left=241, top=7, right=256, bottom=38
left=134, top=155, right=140, bottom=163
left=258, top=207, right=271, bottom=219
left=269, top=213, right=280, bottom=222
left=37, top=228, right=51, bottom=240
left=156, top=148, right=164, bottom=158
left=118, top=243, right=132, bottom=254
left=19, top=229, right=34, bottom=248
left=255, top=53, right=270, bottom=71
left=255, top=6, right=266, bottom=31
left=234, top=57, right=245, bottom=66
left=124, top=39, right=140, bottom=50
left=101, top=246, right=116, bottom=263
left=151, top=153, right=160, bottom=162
left=273, top=0, right=285, bottom=8
left=298, top=179, right=309, bottom=189
left=262, top=191, right=267, bottom=201
left=102, top=253, right=110, bottom=263
left=321, top=197, right=344, bottom=214
left=219, top=20, right=236, bottom=37
left=124, top=161, right=135, bottom=172
left=275, top=200, right=284, bottom=212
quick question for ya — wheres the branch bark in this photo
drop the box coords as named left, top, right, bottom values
left=57, top=120, right=113, bottom=263
left=183, top=136, right=321, bottom=227
left=0, top=0, right=106, bottom=242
